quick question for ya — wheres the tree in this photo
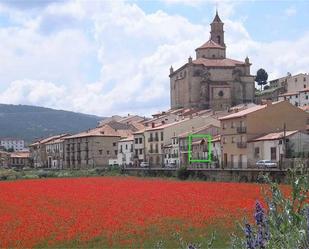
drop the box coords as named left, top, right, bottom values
left=255, top=68, right=268, bottom=91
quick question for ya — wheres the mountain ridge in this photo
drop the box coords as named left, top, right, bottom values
left=0, top=104, right=104, bottom=143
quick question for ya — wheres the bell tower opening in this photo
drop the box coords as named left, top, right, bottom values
left=210, top=10, right=225, bottom=48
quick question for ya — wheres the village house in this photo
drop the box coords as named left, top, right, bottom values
left=117, top=136, right=134, bottom=167
left=29, top=134, right=68, bottom=168
left=178, top=124, right=220, bottom=167
left=247, top=130, right=309, bottom=165
left=219, top=100, right=309, bottom=168
left=132, top=130, right=145, bottom=166
left=45, top=135, right=70, bottom=169
left=9, top=151, right=31, bottom=169
left=0, top=150, right=10, bottom=168
left=278, top=88, right=309, bottom=107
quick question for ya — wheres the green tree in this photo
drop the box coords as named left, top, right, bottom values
left=255, top=68, right=268, bottom=91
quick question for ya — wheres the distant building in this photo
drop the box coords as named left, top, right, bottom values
left=219, top=100, right=309, bottom=168
left=132, top=130, right=145, bottom=166
left=0, top=150, right=10, bottom=168
left=278, top=88, right=309, bottom=107
left=9, top=152, right=31, bottom=169
left=0, top=138, right=25, bottom=151
left=170, top=11, right=255, bottom=111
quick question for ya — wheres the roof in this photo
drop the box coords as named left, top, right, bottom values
left=118, top=136, right=134, bottom=142
left=145, top=118, right=189, bottom=131
left=45, top=135, right=71, bottom=145
left=196, top=39, right=225, bottom=50
left=29, top=134, right=68, bottom=147
left=65, top=128, right=121, bottom=139
left=249, top=130, right=299, bottom=142
left=279, top=92, right=298, bottom=97
left=299, top=87, right=309, bottom=93
left=219, top=104, right=266, bottom=120
left=193, top=57, right=245, bottom=68
left=299, top=106, right=309, bottom=112
left=178, top=124, right=220, bottom=138
left=212, top=10, right=222, bottom=23
left=212, top=135, right=221, bottom=142
left=10, top=151, right=30, bottom=158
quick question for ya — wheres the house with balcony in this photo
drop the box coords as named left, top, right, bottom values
left=219, top=100, right=309, bottom=168
left=132, top=130, right=145, bottom=166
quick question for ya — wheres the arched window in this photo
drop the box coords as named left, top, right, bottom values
left=217, top=35, right=221, bottom=44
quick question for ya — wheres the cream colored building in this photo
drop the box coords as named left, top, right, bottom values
left=170, top=11, right=255, bottom=111
left=248, top=130, right=309, bottom=162
left=219, top=100, right=309, bottom=168
left=117, top=136, right=134, bottom=167
left=45, top=135, right=70, bottom=169
left=132, top=130, right=145, bottom=166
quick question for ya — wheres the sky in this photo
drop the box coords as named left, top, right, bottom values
left=0, top=0, right=308, bottom=117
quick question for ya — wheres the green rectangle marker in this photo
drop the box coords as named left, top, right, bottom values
left=188, top=134, right=212, bottom=163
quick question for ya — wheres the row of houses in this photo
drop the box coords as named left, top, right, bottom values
left=0, top=151, right=30, bottom=168
left=22, top=100, right=309, bottom=170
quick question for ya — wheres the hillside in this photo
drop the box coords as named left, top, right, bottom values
left=0, top=104, right=103, bottom=143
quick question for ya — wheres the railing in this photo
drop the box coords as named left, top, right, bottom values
left=237, top=142, right=247, bottom=148
left=237, top=127, right=247, bottom=133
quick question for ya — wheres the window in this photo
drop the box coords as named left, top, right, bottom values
left=99, top=150, right=103, bottom=155
left=222, top=123, right=227, bottom=129
left=223, top=137, right=227, bottom=144
left=139, top=138, right=142, bottom=144
left=295, top=102, right=298, bottom=106
left=304, top=78, right=306, bottom=82
left=295, top=78, right=297, bottom=82
left=139, top=149, right=142, bottom=155
left=114, top=150, right=117, bottom=156
left=135, top=138, right=138, bottom=144
left=135, top=149, right=138, bottom=156
left=304, top=84, right=307, bottom=88
left=306, top=96, right=308, bottom=100
left=107, top=150, right=110, bottom=155
left=125, top=144, right=128, bottom=150
left=161, top=132, right=164, bottom=141
left=231, top=137, right=235, bottom=143
left=113, top=142, right=116, bottom=147
left=254, top=147, right=260, bottom=158
left=231, top=122, right=235, bottom=128
left=270, top=147, right=276, bottom=161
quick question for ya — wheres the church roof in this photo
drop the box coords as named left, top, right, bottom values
left=193, top=57, right=245, bottom=68
left=196, top=39, right=225, bottom=50
left=212, top=10, right=222, bottom=23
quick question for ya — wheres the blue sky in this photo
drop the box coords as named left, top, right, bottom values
left=0, top=0, right=308, bottom=116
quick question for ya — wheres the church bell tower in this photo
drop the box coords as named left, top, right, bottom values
left=210, top=10, right=225, bottom=47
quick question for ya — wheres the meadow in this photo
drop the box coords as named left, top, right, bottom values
left=0, top=177, right=267, bottom=248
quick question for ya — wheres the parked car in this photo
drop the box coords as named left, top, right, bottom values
left=256, top=160, right=277, bottom=168
left=140, top=162, right=149, bottom=168
left=166, top=163, right=177, bottom=168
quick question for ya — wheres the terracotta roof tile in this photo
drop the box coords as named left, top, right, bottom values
left=193, top=57, right=245, bottom=68
left=249, top=130, right=299, bottom=142
left=196, top=39, right=225, bottom=50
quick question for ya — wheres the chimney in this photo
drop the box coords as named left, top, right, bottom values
left=151, top=122, right=155, bottom=128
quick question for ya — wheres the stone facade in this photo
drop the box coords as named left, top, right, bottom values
left=170, top=11, right=255, bottom=111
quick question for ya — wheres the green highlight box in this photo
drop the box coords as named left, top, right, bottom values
left=188, top=134, right=212, bottom=163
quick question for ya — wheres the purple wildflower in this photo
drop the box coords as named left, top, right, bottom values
left=245, top=223, right=255, bottom=249
left=255, top=201, right=265, bottom=226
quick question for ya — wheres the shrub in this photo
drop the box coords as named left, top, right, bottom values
left=177, top=166, right=190, bottom=180
left=230, top=165, right=309, bottom=249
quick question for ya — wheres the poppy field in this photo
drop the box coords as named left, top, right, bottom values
left=0, top=177, right=266, bottom=248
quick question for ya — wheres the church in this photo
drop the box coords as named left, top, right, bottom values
left=169, top=11, right=255, bottom=111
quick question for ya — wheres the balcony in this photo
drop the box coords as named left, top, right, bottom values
left=237, top=126, right=247, bottom=133
left=236, top=127, right=247, bottom=134
left=237, top=142, right=247, bottom=148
